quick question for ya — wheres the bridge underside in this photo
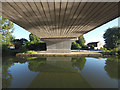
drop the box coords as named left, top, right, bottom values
left=1, top=1, right=119, bottom=53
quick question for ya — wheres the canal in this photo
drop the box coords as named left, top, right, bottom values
left=2, top=56, right=120, bottom=88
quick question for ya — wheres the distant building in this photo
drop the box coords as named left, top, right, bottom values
left=87, top=41, right=103, bottom=50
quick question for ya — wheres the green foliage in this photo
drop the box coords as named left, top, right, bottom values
left=24, top=50, right=38, bottom=54
left=76, top=36, right=86, bottom=48
left=2, top=38, right=29, bottom=56
left=2, top=46, right=28, bottom=57
left=29, top=33, right=44, bottom=44
left=12, top=38, right=28, bottom=49
left=72, top=35, right=88, bottom=50
left=103, top=27, right=120, bottom=49
left=0, top=17, right=16, bottom=56
left=24, top=33, right=46, bottom=51
left=2, top=45, right=13, bottom=56
left=0, top=17, right=14, bottom=45
left=100, top=47, right=120, bottom=56
left=26, top=57, right=38, bottom=60
left=71, top=41, right=81, bottom=49
left=25, top=42, right=46, bottom=51
left=100, top=47, right=106, bottom=50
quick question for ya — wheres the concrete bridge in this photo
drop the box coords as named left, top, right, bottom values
left=1, top=1, right=119, bottom=53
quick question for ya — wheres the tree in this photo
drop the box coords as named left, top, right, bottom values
left=25, top=33, right=46, bottom=51
left=29, top=33, right=44, bottom=44
left=20, top=38, right=28, bottom=45
left=12, top=38, right=28, bottom=49
left=71, top=42, right=81, bottom=49
left=76, top=36, right=86, bottom=48
left=71, top=35, right=88, bottom=49
left=0, top=17, right=15, bottom=56
left=103, top=27, right=120, bottom=49
left=0, top=17, right=14, bottom=45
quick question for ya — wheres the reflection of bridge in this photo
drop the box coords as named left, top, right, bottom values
left=2, top=1, right=119, bottom=53
left=28, top=57, right=91, bottom=88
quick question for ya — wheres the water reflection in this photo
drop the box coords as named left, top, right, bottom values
left=2, top=56, right=120, bottom=88
left=72, top=57, right=86, bottom=71
left=104, top=57, right=120, bottom=80
left=28, top=58, right=46, bottom=72
left=2, top=57, right=14, bottom=88
left=27, top=57, right=91, bottom=88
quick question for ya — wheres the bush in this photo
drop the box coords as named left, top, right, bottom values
left=2, top=45, right=12, bottom=56
left=25, top=42, right=46, bottom=51
left=2, top=45, right=18, bottom=56
left=71, top=42, right=81, bottom=49
left=100, top=47, right=120, bottom=56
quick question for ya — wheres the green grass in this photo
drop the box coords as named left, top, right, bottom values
left=100, top=48, right=120, bottom=56
left=72, top=51, right=100, bottom=54
left=24, top=50, right=38, bottom=54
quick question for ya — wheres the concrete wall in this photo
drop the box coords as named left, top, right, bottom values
left=44, top=39, right=75, bottom=53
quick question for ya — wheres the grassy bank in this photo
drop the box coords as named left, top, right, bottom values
left=72, top=51, right=100, bottom=54
left=23, top=51, right=38, bottom=54
left=99, top=48, right=120, bottom=56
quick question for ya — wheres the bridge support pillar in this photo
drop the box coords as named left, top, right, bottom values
left=43, top=38, right=77, bottom=53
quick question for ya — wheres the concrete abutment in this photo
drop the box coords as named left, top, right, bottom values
left=43, top=38, right=77, bottom=53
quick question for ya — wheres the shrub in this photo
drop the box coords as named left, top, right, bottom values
left=100, top=47, right=120, bottom=56
left=71, top=42, right=81, bottom=49
left=25, top=42, right=46, bottom=51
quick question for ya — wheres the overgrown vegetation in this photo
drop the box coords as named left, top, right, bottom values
left=23, top=33, right=46, bottom=51
left=103, top=27, right=120, bottom=49
left=100, top=47, right=120, bottom=56
left=71, top=36, right=88, bottom=50
left=0, top=17, right=15, bottom=56
left=1, top=17, right=45, bottom=56
left=101, top=27, right=120, bottom=56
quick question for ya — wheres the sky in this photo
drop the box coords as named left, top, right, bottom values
left=83, top=18, right=118, bottom=45
left=12, top=18, right=118, bottom=45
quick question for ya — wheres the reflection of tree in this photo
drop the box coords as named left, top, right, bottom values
left=2, top=57, right=46, bottom=88
left=104, top=57, right=120, bottom=80
left=13, top=57, right=38, bottom=64
left=28, top=58, right=46, bottom=72
left=12, top=57, right=27, bottom=64
left=72, top=57, right=86, bottom=71
left=2, top=57, right=14, bottom=88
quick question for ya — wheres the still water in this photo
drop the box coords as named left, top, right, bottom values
left=2, top=56, right=120, bottom=88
